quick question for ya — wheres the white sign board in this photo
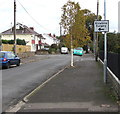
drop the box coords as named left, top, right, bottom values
left=94, top=20, right=109, bottom=32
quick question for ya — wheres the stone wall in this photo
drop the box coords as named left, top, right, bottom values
left=2, top=44, right=31, bottom=54
left=18, top=52, right=35, bottom=59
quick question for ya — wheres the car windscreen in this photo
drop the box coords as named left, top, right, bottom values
left=76, top=48, right=83, bottom=50
left=0, top=52, right=5, bottom=58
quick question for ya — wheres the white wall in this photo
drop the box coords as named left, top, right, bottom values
left=1, top=34, right=40, bottom=52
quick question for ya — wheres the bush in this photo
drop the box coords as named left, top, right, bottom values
left=98, top=33, right=120, bottom=54
left=2, top=40, right=8, bottom=44
left=17, top=39, right=26, bottom=45
left=2, top=39, right=26, bottom=45
left=51, top=44, right=58, bottom=49
left=48, top=48, right=57, bottom=54
left=8, top=40, right=14, bottom=44
left=48, top=44, right=58, bottom=54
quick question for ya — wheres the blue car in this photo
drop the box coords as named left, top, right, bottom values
left=73, top=47, right=84, bottom=56
left=0, top=51, right=20, bottom=69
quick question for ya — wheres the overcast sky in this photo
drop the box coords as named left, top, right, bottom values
left=0, top=0, right=119, bottom=36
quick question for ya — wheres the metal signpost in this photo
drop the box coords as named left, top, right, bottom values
left=104, top=0, right=107, bottom=84
left=94, top=19, right=109, bottom=84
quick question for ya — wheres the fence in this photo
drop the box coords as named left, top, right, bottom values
left=99, top=51, right=120, bottom=100
left=2, top=44, right=31, bottom=54
left=99, top=51, right=120, bottom=80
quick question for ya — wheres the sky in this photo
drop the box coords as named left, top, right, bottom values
left=0, top=0, right=119, bottom=36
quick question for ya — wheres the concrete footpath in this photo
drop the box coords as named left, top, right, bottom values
left=18, top=54, right=119, bottom=113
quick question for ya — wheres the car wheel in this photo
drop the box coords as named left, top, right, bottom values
left=6, top=62, right=10, bottom=69
left=17, top=61, right=20, bottom=66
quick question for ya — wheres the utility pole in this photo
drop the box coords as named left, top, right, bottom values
left=95, top=0, right=99, bottom=61
left=0, top=34, right=2, bottom=51
left=104, top=0, right=107, bottom=83
left=14, top=0, right=16, bottom=54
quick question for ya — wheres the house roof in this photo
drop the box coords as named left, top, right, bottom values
left=1, top=23, right=39, bottom=35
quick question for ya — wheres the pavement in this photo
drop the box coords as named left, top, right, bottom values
left=17, top=54, right=119, bottom=113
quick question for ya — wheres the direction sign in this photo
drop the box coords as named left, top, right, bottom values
left=94, top=20, right=109, bottom=32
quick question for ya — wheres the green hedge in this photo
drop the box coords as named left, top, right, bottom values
left=2, top=39, right=26, bottom=45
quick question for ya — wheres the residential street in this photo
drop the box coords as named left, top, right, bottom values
left=2, top=54, right=81, bottom=111
left=17, top=54, right=119, bottom=113
left=1, top=0, right=119, bottom=113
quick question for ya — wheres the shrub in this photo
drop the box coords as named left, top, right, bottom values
left=2, top=40, right=8, bottom=44
left=2, top=39, right=26, bottom=45
left=51, top=44, right=58, bottom=49
left=48, top=48, right=57, bottom=54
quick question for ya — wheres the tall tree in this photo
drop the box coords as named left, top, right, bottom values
left=60, top=0, right=90, bottom=49
left=82, top=9, right=102, bottom=40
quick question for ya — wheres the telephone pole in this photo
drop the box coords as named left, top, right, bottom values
left=14, top=0, right=16, bottom=54
left=0, top=34, right=2, bottom=51
left=95, top=0, right=99, bottom=61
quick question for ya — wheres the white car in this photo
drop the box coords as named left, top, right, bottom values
left=61, top=47, right=68, bottom=54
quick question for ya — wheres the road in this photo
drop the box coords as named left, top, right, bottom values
left=2, top=54, right=81, bottom=111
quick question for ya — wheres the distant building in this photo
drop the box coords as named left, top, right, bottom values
left=118, top=1, right=120, bottom=33
left=42, top=33, right=60, bottom=46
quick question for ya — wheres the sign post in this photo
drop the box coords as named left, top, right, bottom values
left=94, top=19, right=109, bottom=84
left=104, top=0, right=107, bottom=84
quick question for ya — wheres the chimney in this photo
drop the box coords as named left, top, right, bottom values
left=30, top=27, right=34, bottom=31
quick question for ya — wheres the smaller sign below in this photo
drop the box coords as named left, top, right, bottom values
left=94, top=20, right=109, bottom=32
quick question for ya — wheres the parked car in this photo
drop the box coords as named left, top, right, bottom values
left=61, top=47, right=68, bottom=54
left=0, top=51, right=20, bottom=69
left=73, top=47, right=84, bottom=56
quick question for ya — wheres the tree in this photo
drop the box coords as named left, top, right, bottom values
left=98, top=33, right=120, bottom=54
left=60, top=0, right=91, bottom=49
left=82, top=9, right=102, bottom=41
left=60, top=0, right=91, bottom=67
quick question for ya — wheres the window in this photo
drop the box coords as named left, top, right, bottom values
left=7, top=52, right=15, bottom=59
left=0, top=52, right=5, bottom=58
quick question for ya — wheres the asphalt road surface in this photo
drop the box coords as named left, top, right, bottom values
left=2, top=54, right=81, bottom=111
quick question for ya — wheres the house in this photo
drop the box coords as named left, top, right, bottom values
left=42, top=33, right=60, bottom=46
left=37, top=33, right=60, bottom=51
left=1, top=23, right=44, bottom=52
left=1, top=23, right=60, bottom=52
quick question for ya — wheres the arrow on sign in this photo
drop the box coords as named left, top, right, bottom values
left=98, top=28, right=104, bottom=31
